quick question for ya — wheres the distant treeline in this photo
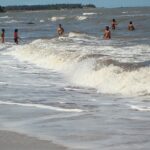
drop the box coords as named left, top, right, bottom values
left=0, top=4, right=96, bottom=12
left=0, top=6, right=5, bottom=12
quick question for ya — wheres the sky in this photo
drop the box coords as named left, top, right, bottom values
left=0, top=0, right=150, bottom=8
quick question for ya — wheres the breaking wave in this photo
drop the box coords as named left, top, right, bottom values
left=83, top=12, right=97, bottom=16
left=40, top=19, right=45, bottom=23
left=4, top=35, right=150, bottom=96
left=50, top=16, right=66, bottom=21
left=0, top=16, right=12, bottom=19
left=5, top=19, right=22, bottom=24
left=129, top=105, right=150, bottom=112
left=76, top=16, right=88, bottom=21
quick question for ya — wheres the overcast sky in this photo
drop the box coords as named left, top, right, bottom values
left=0, top=0, right=150, bottom=8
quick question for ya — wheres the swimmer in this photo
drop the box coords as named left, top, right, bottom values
left=128, top=21, right=135, bottom=31
left=103, top=26, right=111, bottom=40
left=57, top=24, right=64, bottom=36
left=14, top=29, right=19, bottom=44
left=1, top=29, right=5, bottom=43
left=111, top=19, right=117, bottom=30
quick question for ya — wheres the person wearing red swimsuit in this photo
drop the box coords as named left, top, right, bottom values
left=1, top=29, right=5, bottom=43
left=111, top=19, right=117, bottom=30
left=14, top=29, right=19, bottom=44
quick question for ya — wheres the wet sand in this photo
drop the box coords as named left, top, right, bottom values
left=0, top=130, right=68, bottom=150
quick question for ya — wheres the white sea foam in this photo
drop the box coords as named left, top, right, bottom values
left=68, top=32, right=88, bottom=38
left=129, top=105, right=150, bottom=112
left=83, top=12, right=97, bottom=16
left=40, top=19, right=45, bottom=22
left=68, top=32, right=97, bottom=43
left=122, top=11, right=128, bottom=14
left=71, top=65, right=150, bottom=96
left=76, top=16, right=88, bottom=21
left=51, top=16, right=65, bottom=21
left=120, top=14, right=150, bottom=17
left=0, top=101, right=83, bottom=112
left=4, top=38, right=150, bottom=96
left=0, top=16, right=10, bottom=19
left=5, top=19, right=22, bottom=23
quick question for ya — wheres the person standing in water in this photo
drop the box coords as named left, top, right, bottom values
left=14, top=29, right=19, bottom=44
left=128, top=21, right=135, bottom=31
left=1, top=29, right=5, bottom=43
left=103, top=26, right=111, bottom=40
left=111, top=19, right=117, bottom=30
left=57, top=24, right=64, bottom=36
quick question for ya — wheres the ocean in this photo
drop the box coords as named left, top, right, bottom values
left=0, top=7, right=150, bottom=150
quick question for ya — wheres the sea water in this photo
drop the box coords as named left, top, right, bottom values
left=0, top=7, right=150, bottom=150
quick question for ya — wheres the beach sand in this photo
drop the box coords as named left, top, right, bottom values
left=0, top=130, right=68, bottom=150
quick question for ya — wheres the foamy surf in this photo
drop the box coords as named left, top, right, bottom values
left=0, top=101, right=84, bottom=113
left=68, top=32, right=93, bottom=39
left=5, top=20, right=23, bottom=24
left=51, top=16, right=66, bottom=21
left=129, top=105, right=150, bottom=112
left=40, top=19, right=45, bottom=22
left=83, top=12, right=97, bottom=16
left=4, top=36, right=150, bottom=96
left=0, top=16, right=11, bottom=19
left=76, top=16, right=88, bottom=21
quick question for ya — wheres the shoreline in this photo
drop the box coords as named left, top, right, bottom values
left=0, top=130, right=68, bottom=150
left=2, top=7, right=96, bottom=13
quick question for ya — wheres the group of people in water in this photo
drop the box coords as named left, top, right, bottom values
left=57, top=19, right=135, bottom=40
left=56, top=20, right=135, bottom=40
left=1, top=28, right=19, bottom=44
left=103, top=19, right=135, bottom=40
left=1, top=19, right=135, bottom=44
left=0, top=24, right=64, bottom=44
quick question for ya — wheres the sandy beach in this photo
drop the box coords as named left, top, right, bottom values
left=0, top=130, right=67, bottom=150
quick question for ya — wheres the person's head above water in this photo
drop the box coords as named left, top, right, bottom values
left=112, top=19, right=116, bottom=22
left=129, top=21, right=133, bottom=24
left=59, top=24, right=62, bottom=28
left=105, top=26, right=109, bottom=30
left=15, top=29, right=18, bottom=32
left=2, top=29, right=5, bottom=32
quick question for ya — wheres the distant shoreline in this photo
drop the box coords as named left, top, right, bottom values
left=0, top=4, right=96, bottom=12
left=0, top=5, right=149, bottom=13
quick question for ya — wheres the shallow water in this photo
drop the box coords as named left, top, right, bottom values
left=0, top=7, right=150, bottom=150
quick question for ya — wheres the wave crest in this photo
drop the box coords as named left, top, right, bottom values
left=50, top=16, right=66, bottom=21
left=5, top=38, right=150, bottom=96
left=83, top=12, right=97, bottom=16
left=76, top=16, right=88, bottom=21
